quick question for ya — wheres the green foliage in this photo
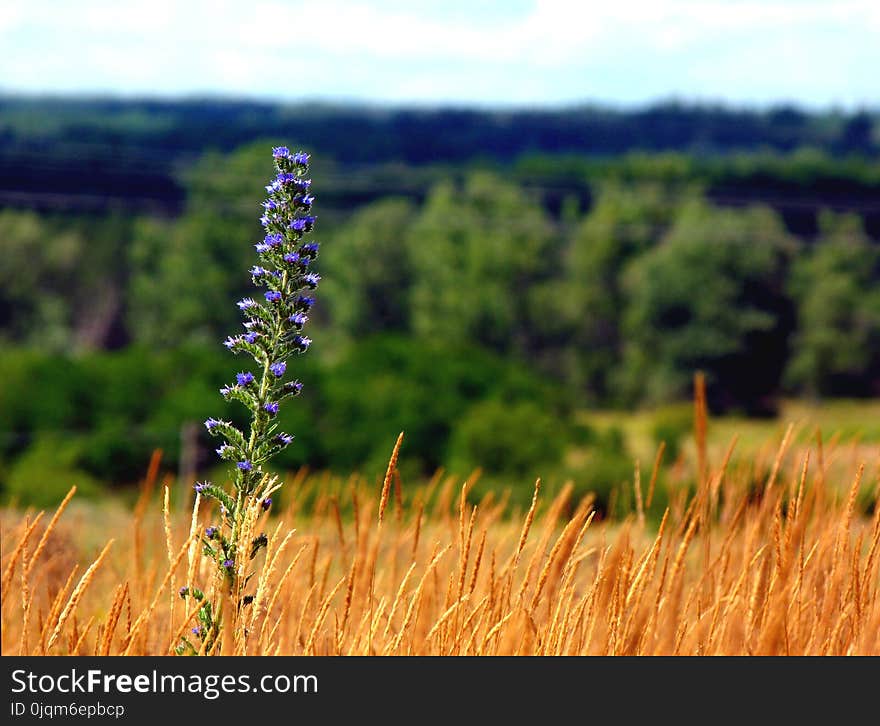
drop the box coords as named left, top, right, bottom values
left=127, top=143, right=279, bottom=347
left=0, top=337, right=570, bottom=491
left=447, top=399, right=567, bottom=480
left=409, top=172, right=556, bottom=354
left=322, top=198, right=416, bottom=336
left=649, top=403, right=693, bottom=463
left=318, top=335, right=566, bottom=475
left=557, top=426, right=634, bottom=516
left=785, top=212, right=880, bottom=397
left=516, top=148, right=880, bottom=189
left=4, top=434, right=102, bottom=509
left=0, top=346, right=235, bottom=487
left=0, top=210, right=83, bottom=350
left=0, top=210, right=133, bottom=351
left=621, top=201, right=796, bottom=412
left=561, top=183, right=694, bottom=400
left=4, top=138, right=880, bottom=497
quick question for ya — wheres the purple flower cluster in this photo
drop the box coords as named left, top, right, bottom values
left=177, top=148, right=323, bottom=653
left=194, top=147, right=319, bottom=610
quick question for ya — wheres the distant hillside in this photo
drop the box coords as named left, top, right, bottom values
left=0, top=96, right=878, bottom=219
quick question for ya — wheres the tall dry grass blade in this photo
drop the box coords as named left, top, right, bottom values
left=646, top=442, right=666, bottom=508
left=123, top=533, right=194, bottom=655
left=694, top=371, right=708, bottom=485
left=514, top=479, right=541, bottom=568
left=387, top=546, right=450, bottom=654
left=378, top=432, right=405, bottom=524
left=2, top=513, right=44, bottom=595
left=99, top=583, right=129, bottom=656
left=47, top=540, right=114, bottom=650
left=765, top=423, right=795, bottom=491
left=25, top=486, right=77, bottom=577
left=634, top=460, right=644, bottom=527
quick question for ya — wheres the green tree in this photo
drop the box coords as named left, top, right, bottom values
left=621, top=201, right=795, bottom=412
left=0, top=210, right=128, bottom=351
left=0, top=210, right=78, bottom=349
left=785, top=212, right=880, bottom=397
left=321, top=198, right=415, bottom=337
left=446, top=398, right=567, bottom=480
left=408, top=172, right=556, bottom=355
left=560, top=183, right=692, bottom=401
left=127, top=144, right=276, bottom=346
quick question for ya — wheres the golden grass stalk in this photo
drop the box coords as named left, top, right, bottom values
left=46, top=540, right=114, bottom=650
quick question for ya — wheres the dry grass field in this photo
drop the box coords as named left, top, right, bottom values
left=2, top=406, right=879, bottom=656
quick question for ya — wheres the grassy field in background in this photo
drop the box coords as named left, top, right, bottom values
left=581, top=398, right=880, bottom=465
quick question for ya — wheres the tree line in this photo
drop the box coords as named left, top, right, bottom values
left=1, top=141, right=879, bottom=500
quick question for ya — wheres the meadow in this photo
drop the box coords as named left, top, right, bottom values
left=2, top=107, right=878, bottom=658
left=3, top=397, right=878, bottom=656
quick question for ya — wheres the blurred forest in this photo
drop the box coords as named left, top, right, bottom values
left=1, top=97, right=879, bottom=505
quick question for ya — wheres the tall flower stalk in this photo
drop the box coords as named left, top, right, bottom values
left=177, top=147, right=320, bottom=654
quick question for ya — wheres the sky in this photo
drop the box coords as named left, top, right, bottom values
left=1, top=0, right=878, bottom=109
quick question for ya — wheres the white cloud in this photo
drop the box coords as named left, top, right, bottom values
left=1, top=0, right=877, bottom=106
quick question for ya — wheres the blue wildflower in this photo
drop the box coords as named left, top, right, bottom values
left=264, top=401, right=279, bottom=416
left=292, top=151, right=310, bottom=165
left=301, top=242, right=320, bottom=257
left=295, top=295, right=315, bottom=310
left=304, top=272, right=321, bottom=289
left=272, top=146, right=290, bottom=159
left=270, top=361, right=286, bottom=377
left=265, top=232, right=283, bottom=247
left=236, top=371, right=255, bottom=387
left=223, top=559, right=235, bottom=570
left=194, top=481, right=210, bottom=494
left=237, top=461, right=252, bottom=471
left=237, top=298, right=257, bottom=310
left=283, top=252, right=300, bottom=265
left=289, top=312, right=308, bottom=328
left=265, top=290, right=282, bottom=303
left=261, top=497, right=272, bottom=511
left=277, top=432, right=295, bottom=446
left=179, top=586, right=189, bottom=598
left=283, top=380, right=304, bottom=397
left=243, top=331, right=259, bottom=344
left=204, top=419, right=220, bottom=431
left=291, top=216, right=316, bottom=232
left=250, top=265, right=267, bottom=277
left=292, top=335, right=312, bottom=352
left=205, top=526, right=218, bottom=539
